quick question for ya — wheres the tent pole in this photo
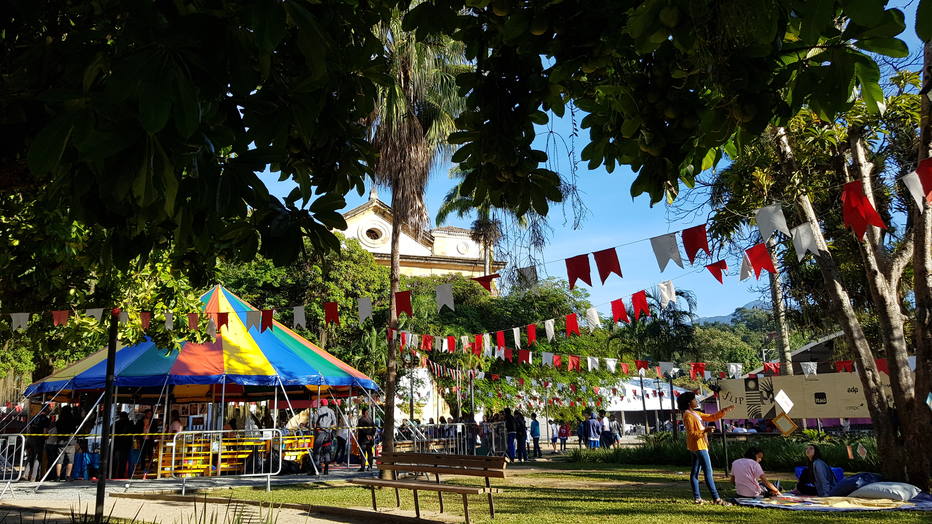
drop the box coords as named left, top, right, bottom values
left=277, top=377, right=315, bottom=475
left=327, top=388, right=361, bottom=471
left=108, top=385, right=118, bottom=480
left=37, top=391, right=104, bottom=492
left=127, top=377, right=168, bottom=480
left=639, top=373, right=648, bottom=433
left=13, top=380, right=74, bottom=435
left=273, top=385, right=279, bottom=428
left=158, top=375, right=171, bottom=479
left=217, top=375, right=226, bottom=477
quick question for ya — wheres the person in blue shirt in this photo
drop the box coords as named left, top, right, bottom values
left=796, top=445, right=837, bottom=496
left=529, top=413, right=542, bottom=458
left=586, top=412, right=602, bottom=448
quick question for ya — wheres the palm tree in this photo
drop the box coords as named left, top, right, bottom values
left=367, top=6, right=467, bottom=455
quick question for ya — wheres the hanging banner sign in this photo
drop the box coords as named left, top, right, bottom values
left=717, top=373, right=894, bottom=419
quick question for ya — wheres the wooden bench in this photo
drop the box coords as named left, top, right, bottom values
left=347, top=452, right=507, bottom=523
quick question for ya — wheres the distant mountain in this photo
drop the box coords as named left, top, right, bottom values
left=695, top=300, right=769, bottom=325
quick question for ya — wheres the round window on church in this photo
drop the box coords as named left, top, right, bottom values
left=365, top=228, right=383, bottom=241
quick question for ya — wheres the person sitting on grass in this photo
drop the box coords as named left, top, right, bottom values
left=795, top=444, right=837, bottom=496
left=730, top=447, right=781, bottom=498
left=678, top=392, right=735, bottom=506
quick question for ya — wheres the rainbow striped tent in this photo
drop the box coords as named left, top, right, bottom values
left=24, top=286, right=378, bottom=398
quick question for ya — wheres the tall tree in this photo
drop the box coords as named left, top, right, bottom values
left=367, top=6, right=468, bottom=454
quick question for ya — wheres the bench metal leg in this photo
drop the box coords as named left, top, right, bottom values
left=436, top=473, right=444, bottom=513
left=462, top=493, right=470, bottom=524
left=413, top=489, right=420, bottom=519
left=486, top=477, right=495, bottom=518
left=393, top=471, right=401, bottom=507
left=370, top=487, right=377, bottom=511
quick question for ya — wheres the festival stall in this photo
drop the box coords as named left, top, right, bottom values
left=22, top=285, right=379, bottom=480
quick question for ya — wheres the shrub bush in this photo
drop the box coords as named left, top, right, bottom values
left=569, top=434, right=879, bottom=473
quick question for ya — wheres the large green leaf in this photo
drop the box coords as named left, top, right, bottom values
left=138, top=81, right=172, bottom=134
left=853, top=37, right=909, bottom=57
left=918, top=0, right=932, bottom=41
left=27, top=114, right=74, bottom=175
left=853, top=55, right=885, bottom=115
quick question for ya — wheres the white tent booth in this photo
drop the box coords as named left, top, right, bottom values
left=603, top=377, right=709, bottom=434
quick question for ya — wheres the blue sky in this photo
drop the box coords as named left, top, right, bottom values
left=261, top=1, right=924, bottom=319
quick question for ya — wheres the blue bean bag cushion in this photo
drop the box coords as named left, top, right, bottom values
left=849, top=482, right=922, bottom=502
left=827, top=472, right=883, bottom=497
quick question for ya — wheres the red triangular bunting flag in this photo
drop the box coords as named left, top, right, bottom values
left=471, top=273, right=500, bottom=292
left=187, top=313, right=200, bottom=330
left=611, top=298, right=629, bottom=324
left=552, top=354, right=562, bottom=368
left=527, top=324, right=537, bottom=345
left=841, top=181, right=887, bottom=240
left=763, top=362, right=780, bottom=375
left=620, top=363, right=630, bottom=374
left=835, top=360, right=854, bottom=372
left=690, top=362, right=706, bottom=380
left=421, top=335, right=433, bottom=352
left=400, top=332, right=407, bottom=347
left=491, top=374, right=499, bottom=381
left=324, top=301, right=339, bottom=325
left=473, top=334, right=483, bottom=356
left=565, top=254, right=592, bottom=290
left=565, top=313, right=580, bottom=336
left=140, top=312, right=152, bottom=331
left=446, top=336, right=456, bottom=353
left=745, top=243, right=777, bottom=279
left=631, top=290, right=650, bottom=321
left=635, top=360, right=649, bottom=371
left=496, top=330, right=505, bottom=349
left=261, top=309, right=274, bottom=332
left=875, top=358, right=889, bottom=374
left=519, top=349, right=530, bottom=364
left=681, top=224, right=710, bottom=263
left=705, top=260, right=728, bottom=284
left=216, top=312, right=229, bottom=331
left=505, top=348, right=514, bottom=362
left=593, top=248, right=622, bottom=284
left=394, top=291, right=413, bottom=317
left=51, top=310, right=69, bottom=327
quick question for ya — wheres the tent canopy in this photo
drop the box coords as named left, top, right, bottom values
left=25, top=286, right=378, bottom=397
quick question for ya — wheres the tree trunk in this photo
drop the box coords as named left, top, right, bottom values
left=483, top=240, right=491, bottom=275
left=773, top=127, right=903, bottom=479
left=381, top=198, right=403, bottom=466
left=767, top=237, right=793, bottom=375
left=907, top=40, right=932, bottom=491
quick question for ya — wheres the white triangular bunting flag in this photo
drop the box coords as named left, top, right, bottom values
left=658, top=280, right=676, bottom=308
left=246, top=311, right=261, bottom=331
left=293, top=306, right=306, bottom=329
left=901, top=170, right=928, bottom=209
left=10, top=313, right=29, bottom=331
left=435, top=283, right=455, bottom=312
left=659, top=361, right=675, bottom=376
left=801, top=362, right=818, bottom=377
left=86, top=308, right=104, bottom=322
left=756, top=203, right=791, bottom=240
left=477, top=371, right=485, bottom=380
left=483, top=333, right=491, bottom=352
left=460, top=336, right=469, bottom=352
left=739, top=253, right=754, bottom=281
left=604, top=358, right=618, bottom=372
left=650, top=233, right=684, bottom=272
left=118, top=311, right=129, bottom=324
left=587, top=356, right=599, bottom=371
left=207, top=318, right=217, bottom=339
left=517, top=266, right=538, bottom=287
left=526, top=352, right=534, bottom=365
left=410, top=334, right=419, bottom=349
left=586, top=307, right=601, bottom=332
left=544, top=319, right=555, bottom=341
left=484, top=342, right=494, bottom=358
left=727, top=363, right=743, bottom=379
left=495, top=347, right=505, bottom=360
left=357, top=297, right=373, bottom=323
left=791, top=223, right=819, bottom=262
left=513, top=327, right=521, bottom=349
left=542, top=352, right=554, bottom=366
left=164, top=311, right=174, bottom=331
left=440, top=336, right=448, bottom=352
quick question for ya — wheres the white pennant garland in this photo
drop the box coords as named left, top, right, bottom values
left=659, top=361, right=675, bottom=376
left=739, top=253, right=754, bottom=281
left=604, top=358, right=618, bottom=372
left=164, top=311, right=174, bottom=331
left=650, top=233, right=684, bottom=272
left=586, top=307, right=601, bottom=332
left=293, top=306, right=306, bottom=330
left=542, top=352, right=554, bottom=366
left=517, top=266, right=539, bottom=287
left=791, top=223, right=819, bottom=262
left=513, top=327, right=521, bottom=349
left=544, top=319, right=555, bottom=341
left=435, top=283, right=455, bottom=312
left=658, top=280, right=676, bottom=308
left=901, top=170, right=928, bottom=210
left=246, top=310, right=262, bottom=331
left=801, top=362, right=818, bottom=377
left=86, top=308, right=104, bottom=322
left=207, top=318, right=217, bottom=339
left=10, top=313, right=29, bottom=331
left=357, top=297, right=373, bottom=323
left=118, top=311, right=129, bottom=324
left=587, top=356, right=599, bottom=371
left=756, top=203, right=791, bottom=240
left=727, top=362, right=744, bottom=379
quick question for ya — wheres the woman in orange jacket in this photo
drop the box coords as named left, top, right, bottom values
left=677, top=392, right=735, bottom=505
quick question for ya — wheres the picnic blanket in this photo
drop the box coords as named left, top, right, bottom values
left=735, top=493, right=932, bottom=512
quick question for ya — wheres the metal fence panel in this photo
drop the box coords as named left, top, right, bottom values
left=170, top=429, right=283, bottom=483
left=0, top=434, right=25, bottom=497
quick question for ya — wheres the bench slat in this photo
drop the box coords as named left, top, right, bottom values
left=347, top=479, right=482, bottom=495
left=380, top=453, right=506, bottom=469
left=377, top=464, right=507, bottom=478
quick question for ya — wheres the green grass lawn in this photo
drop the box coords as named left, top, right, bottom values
left=219, top=463, right=928, bottom=523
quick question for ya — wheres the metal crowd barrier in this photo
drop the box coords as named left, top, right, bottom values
left=170, top=429, right=283, bottom=493
left=0, top=434, right=25, bottom=497
left=393, top=423, right=506, bottom=456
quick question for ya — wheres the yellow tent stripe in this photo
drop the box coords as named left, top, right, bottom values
left=216, top=292, right=276, bottom=377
